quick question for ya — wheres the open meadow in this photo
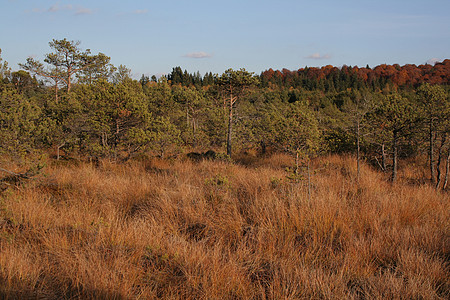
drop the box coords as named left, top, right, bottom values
left=0, top=154, right=448, bottom=299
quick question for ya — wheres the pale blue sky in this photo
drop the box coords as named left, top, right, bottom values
left=1, top=0, right=449, bottom=78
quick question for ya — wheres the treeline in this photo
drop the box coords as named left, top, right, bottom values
left=259, top=61, right=450, bottom=91
left=0, top=40, right=449, bottom=187
left=162, top=60, right=450, bottom=92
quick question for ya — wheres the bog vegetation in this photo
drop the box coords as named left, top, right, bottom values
left=0, top=39, right=449, bottom=299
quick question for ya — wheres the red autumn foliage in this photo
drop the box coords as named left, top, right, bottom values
left=261, top=60, right=450, bottom=89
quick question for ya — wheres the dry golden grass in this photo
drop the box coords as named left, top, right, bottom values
left=0, top=154, right=449, bottom=299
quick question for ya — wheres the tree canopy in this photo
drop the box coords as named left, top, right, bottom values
left=0, top=39, right=448, bottom=188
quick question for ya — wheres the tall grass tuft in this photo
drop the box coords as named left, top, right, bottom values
left=0, top=154, right=448, bottom=299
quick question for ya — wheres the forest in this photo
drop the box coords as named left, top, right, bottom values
left=1, top=39, right=449, bottom=185
left=0, top=39, right=449, bottom=299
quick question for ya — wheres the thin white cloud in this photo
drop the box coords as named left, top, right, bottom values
left=48, top=4, right=72, bottom=13
left=306, top=53, right=331, bottom=60
left=426, top=58, right=440, bottom=65
left=184, top=52, right=213, bottom=59
left=48, top=4, right=60, bottom=12
left=75, top=7, right=92, bottom=15
left=31, top=8, right=44, bottom=13
left=35, top=3, right=93, bottom=15
left=134, top=9, right=148, bottom=14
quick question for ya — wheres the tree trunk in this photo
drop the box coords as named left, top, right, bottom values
left=307, top=159, right=311, bottom=201
left=429, top=119, right=435, bottom=183
left=114, top=120, right=120, bottom=160
left=192, top=118, right=197, bottom=148
left=67, top=66, right=72, bottom=92
left=57, top=142, right=65, bottom=160
left=101, top=132, right=108, bottom=147
left=260, top=141, right=266, bottom=155
left=186, top=106, right=189, bottom=129
left=54, top=67, right=60, bottom=103
left=54, top=82, right=59, bottom=103
left=381, top=144, right=387, bottom=172
left=356, top=120, right=361, bottom=182
left=226, top=93, right=234, bottom=157
left=443, top=150, right=450, bottom=190
left=392, top=131, right=398, bottom=183
left=435, top=134, right=446, bottom=189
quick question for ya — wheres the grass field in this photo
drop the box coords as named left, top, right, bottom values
left=0, top=154, right=449, bottom=299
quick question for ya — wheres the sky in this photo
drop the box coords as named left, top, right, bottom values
left=1, top=0, right=449, bottom=78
